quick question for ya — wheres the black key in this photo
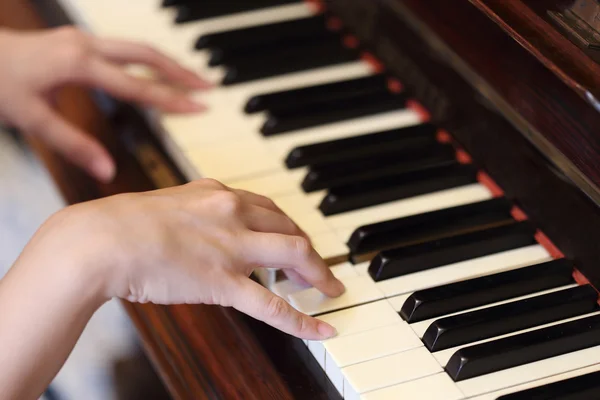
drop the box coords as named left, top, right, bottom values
left=400, top=258, right=574, bottom=323
left=175, top=0, right=302, bottom=24
left=196, top=15, right=328, bottom=51
left=162, top=0, right=186, bottom=7
left=368, top=221, right=536, bottom=282
left=285, top=123, right=439, bottom=169
left=222, top=38, right=358, bottom=85
left=423, top=285, right=598, bottom=352
left=349, top=197, right=514, bottom=262
left=246, top=74, right=388, bottom=114
left=497, top=369, right=600, bottom=400
left=261, top=91, right=406, bottom=136
left=319, top=163, right=477, bottom=216
left=208, top=25, right=336, bottom=67
left=302, top=144, right=456, bottom=192
left=446, top=314, right=600, bottom=381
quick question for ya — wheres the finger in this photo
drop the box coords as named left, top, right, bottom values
left=243, top=232, right=345, bottom=298
left=20, top=98, right=115, bottom=182
left=242, top=205, right=302, bottom=236
left=282, top=269, right=311, bottom=287
left=91, top=37, right=211, bottom=89
left=233, top=188, right=311, bottom=241
left=82, top=58, right=205, bottom=113
left=229, top=278, right=337, bottom=340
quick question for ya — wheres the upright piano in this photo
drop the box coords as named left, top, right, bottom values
left=26, top=0, right=600, bottom=398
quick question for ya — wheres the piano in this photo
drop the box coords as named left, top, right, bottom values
left=22, top=0, right=600, bottom=398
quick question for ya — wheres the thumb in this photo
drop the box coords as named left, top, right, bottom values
left=20, top=98, right=115, bottom=182
left=229, top=277, right=337, bottom=341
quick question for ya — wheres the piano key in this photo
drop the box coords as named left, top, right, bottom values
left=497, top=368, right=600, bottom=400
left=470, top=363, right=600, bottom=400
left=246, top=74, right=389, bottom=114
left=360, top=373, right=464, bottom=400
left=288, top=275, right=384, bottom=316
left=222, top=37, right=358, bottom=85
left=262, top=91, right=407, bottom=136
left=349, top=197, right=514, bottom=261
left=457, top=336, right=600, bottom=397
left=410, top=285, right=577, bottom=340
left=308, top=300, right=402, bottom=368
left=323, top=322, right=423, bottom=394
left=265, top=108, right=422, bottom=160
left=423, top=285, right=599, bottom=352
left=446, top=313, right=600, bottom=382
left=399, top=258, right=574, bottom=323
left=301, top=144, right=456, bottom=192
left=320, top=163, right=478, bottom=216
left=271, top=262, right=358, bottom=300
left=174, top=0, right=304, bottom=24
left=208, top=28, right=339, bottom=68
left=169, top=61, right=376, bottom=148
left=285, top=123, right=439, bottom=169
left=369, top=221, right=536, bottom=282
left=325, top=183, right=493, bottom=231
left=342, top=347, right=442, bottom=399
left=377, top=244, right=552, bottom=298
left=196, top=14, right=329, bottom=51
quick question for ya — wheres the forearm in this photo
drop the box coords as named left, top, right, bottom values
left=0, top=214, right=108, bottom=400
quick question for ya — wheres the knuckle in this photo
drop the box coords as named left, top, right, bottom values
left=290, top=236, right=312, bottom=259
left=266, top=296, right=288, bottom=320
left=200, top=178, right=226, bottom=189
left=215, top=191, right=242, bottom=214
left=55, top=28, right=90, bottom=66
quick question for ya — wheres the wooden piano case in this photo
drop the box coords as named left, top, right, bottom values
left=5, top=0, right=600, bottom=398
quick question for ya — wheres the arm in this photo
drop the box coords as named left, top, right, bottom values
left=0, top=181, right=343, bottom=400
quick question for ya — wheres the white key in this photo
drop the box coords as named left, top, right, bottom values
left=179, top=108, right=420, bottom=182
left=273, top=193, right=331, bottom=236
left=311, top=232, right=348, bottom=260
left=308, top=300, right=402, bottom=368
left=361, top=373, right=464, bottom=400
left=410, top=283, right=577, bottom=338
left=469, top=362, right=600, bottom=400
left=227, top=169, right=306, bottom=198
left=289, top=275, right=384, bottom=316
left=435, top=311, right=600, bottom=367
left=354, top=261, right=371, bottom=276
left=324, top=323, right=423, bottom=394
left=326, top=184, right=493, bottom=231
left=459, top=343, right=600, bottom=397
left=377, top=244, right=552, bottom=298
left=270, top=262, right=358, bottom=301
left=343, top=347, right=442, bottom=398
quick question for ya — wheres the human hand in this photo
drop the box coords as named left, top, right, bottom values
left=0, top=26, right=209, bottom=183
left=34, top=179, right=344, bottom=340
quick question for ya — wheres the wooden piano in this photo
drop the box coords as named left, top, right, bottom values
left=7, top=0, right=600, bottom=398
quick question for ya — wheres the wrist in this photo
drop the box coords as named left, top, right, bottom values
left=22, top=205, right=116, bottom=306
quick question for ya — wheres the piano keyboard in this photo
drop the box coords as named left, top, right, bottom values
left=54, top=1, right=600, bottom=399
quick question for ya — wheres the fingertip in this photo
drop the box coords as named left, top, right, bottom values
left=317, top=320, right=338, bottom=339
left=91, top=156, right=116, bottom=183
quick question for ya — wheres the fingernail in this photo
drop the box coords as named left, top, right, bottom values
left=334, top=279, right=346, bottom=295
left=318, top=321, right=338, bottom=339
left=92, top=158, right=115, bottom=183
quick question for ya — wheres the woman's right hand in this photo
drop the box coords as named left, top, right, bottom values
left=29, top=178, right=345, bottom=340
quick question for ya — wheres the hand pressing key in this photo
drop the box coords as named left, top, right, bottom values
left=0, top=179, right=344, bottom=400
